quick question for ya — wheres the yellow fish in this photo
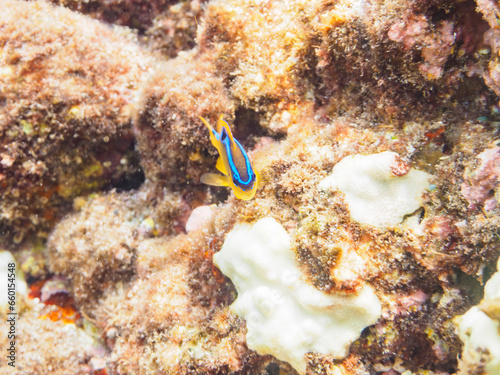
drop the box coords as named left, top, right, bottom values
left=200, top=115, right=260, bottom=200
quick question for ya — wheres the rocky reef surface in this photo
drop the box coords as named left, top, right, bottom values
left=1, top=0, right=500, bottom=374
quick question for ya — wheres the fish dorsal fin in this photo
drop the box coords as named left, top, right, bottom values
left=215, top=114, right=225, bottom=133
left=200, top=116, right=222, bottom=153
left=215, top=115, right=233, bottom=140
left=199, top=116, right=213, bottom=132
left=201, top=172, right=230, bottom=187
left=215, top=157, right=228, bottom=174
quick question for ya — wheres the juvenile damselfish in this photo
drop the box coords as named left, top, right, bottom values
left=200, top=115, right=259, bottom=200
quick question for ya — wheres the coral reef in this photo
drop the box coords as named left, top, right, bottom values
left=144, top=0, right=206, bottom=58
left=197, top=0, right=493, bottom=126
left=197, top=0, right=316, bottom=133
left=461, top=145, right=500, bottom=211
left=2, top=0, right=500, bottom=373
left=45, top=187, right=263, bottom=374
left=477, top=0, right=500, bottom=96
left=311, top=0, right=492, bottom=121
left=0, top=309, right=105, bottom=375
left=0, top=0, right=153, bottom=241
left=45, top=0, right=173, bottom=32
left=47, top=0, right=206, bottom=58
left=47, top=182, right=188, bottom=306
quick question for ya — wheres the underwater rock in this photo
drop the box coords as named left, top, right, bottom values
left=45, top=0, right=173, bottom=32
left=477, top=0, right=500, bottom=96
left=133, top=52, right=233, bottom=187
left=0, top=309, right=106, bottom=374
left=47, top=193, right=139, bottom=305
left=145, top=0, right=206, bottom=58
left=44, top=184, right=255, bottom=374
left=311, top=0, right=490, bottom=121
left=0, top=0, right=154, bottom=241
left=108, top=262, right=246, bottom=374
left=48, top=0, right=206, bottom=58
left=461, top=145, right=500, bottom=211
left=214, top=217, right=382, bottom=374
left=47, top=183, right=187, bottom=306
left=195, top=0, right=493, bottom=128
left=197, top=0, right=317, bottom=133
left=101, top=228, right=253, bottom=374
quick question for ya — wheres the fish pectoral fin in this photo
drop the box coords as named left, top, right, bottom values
left=201, top=172, right=230, bottom=187
left=254, top=169, right=262, bottom=188
left=215, top=157, right=228, bottom=174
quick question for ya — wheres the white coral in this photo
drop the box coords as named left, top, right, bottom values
left=213, top=217, right=381, bottom=374
left=319, top=151, right=431, bottom=227
left=456, top=258, right=500, bottom=375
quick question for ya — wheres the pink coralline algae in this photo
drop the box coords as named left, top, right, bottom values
left=461, top=146, right=500, bottom=211
left=389, top=154, right=411, bottom=177
left=388, top=16, right=456, bottom=80
left=477, top=0, right=500, bottom=96
left=387, top=15, right=429, bottom=50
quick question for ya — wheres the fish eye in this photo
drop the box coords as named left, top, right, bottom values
left=220, top=129, right=228, bottom=141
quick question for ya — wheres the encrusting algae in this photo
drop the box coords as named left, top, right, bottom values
left=2, top=0, right=500, bottom=374
left=0, top=0, right=152, bottom=242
